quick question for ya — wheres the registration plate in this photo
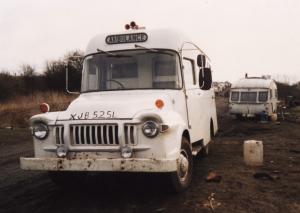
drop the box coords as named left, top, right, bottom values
left=70, top=111, right=115, bottom=120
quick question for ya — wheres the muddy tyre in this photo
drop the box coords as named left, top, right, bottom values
left=169, top=137, right=193, bottom=192
left=200, top=143, right=209, bottom=157
left=236, top=114, right=244, bottom=120
left=201, top=120, right=214, bottom=156
left=48, top=171, right=87, bottom=188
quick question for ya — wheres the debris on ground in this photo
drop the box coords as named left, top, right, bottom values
left=203, top=193, right=221, bottom=211
left=155, top=208, right=165, bottom=212
left=4, top=126, right=13, bottom=130
left=289, top=149, right=300, bottom=154
left=253, top=172, right=280, bottom=181
left=206, top=171, right=222, bottom=182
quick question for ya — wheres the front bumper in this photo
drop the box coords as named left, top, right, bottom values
left=20, top=157, right=178, bottom=172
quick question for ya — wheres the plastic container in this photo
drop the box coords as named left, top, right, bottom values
left=244, top=140, right=263, bottom=166
left=270, top=113, right=278, bottom=122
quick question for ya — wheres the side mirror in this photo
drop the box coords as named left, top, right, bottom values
left=199, top=67, right=212, bottom=90
left=197, top=54, right=206, bottom=67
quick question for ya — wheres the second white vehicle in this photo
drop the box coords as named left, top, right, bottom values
left=229, top=75, right=278, bottom=119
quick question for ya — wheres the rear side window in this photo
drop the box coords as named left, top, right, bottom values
left=259, top=91, right=268, bottom=102
left=241, top=92, right=257, bottom=102
left=231, top=92, right=239, bottom=101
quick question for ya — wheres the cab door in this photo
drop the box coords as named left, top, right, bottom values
left=182, top=57, right=204, bottom=142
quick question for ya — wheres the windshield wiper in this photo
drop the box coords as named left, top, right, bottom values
left=96, top=48, right=131, bottom=58
left=135, top=45, right=174, bottom=56
left=134, top=44, right=158, bottom=52
left=97, top=48, right=117, bottom=56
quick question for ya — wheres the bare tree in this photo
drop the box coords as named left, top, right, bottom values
left=20, top=64, right=35, bottom=77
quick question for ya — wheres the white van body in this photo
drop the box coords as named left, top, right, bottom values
left=20, top=28, right=218, bottom=190
left=229, top=76, right=278, bottom=118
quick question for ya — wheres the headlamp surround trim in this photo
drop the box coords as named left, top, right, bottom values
left=32, top=122, right=49, bottom=140
left=142, top=120, right=160, bottom=138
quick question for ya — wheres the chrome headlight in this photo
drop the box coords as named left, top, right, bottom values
left=142, top=121, right=159, bottom=138
left=32, top=123, right=49, bottom=140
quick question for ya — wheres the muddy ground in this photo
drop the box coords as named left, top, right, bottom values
left=0, top=98, right=299, bottom=213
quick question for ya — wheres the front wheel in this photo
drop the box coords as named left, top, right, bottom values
left=236, top=114, right=244, bottom=120
left=200, top=143, right=209, bottom=157
left=169, top=137, right=193, bottom=192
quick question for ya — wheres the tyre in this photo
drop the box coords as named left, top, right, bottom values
left=169, top=137, right=193, bottom=192
left=236, top=114, right=244, bottom=120
left=210, top=119, right=215, bottom=138
left=48, top=171, right=87, bottom=188
left=200, top=143, right=209, bottom=157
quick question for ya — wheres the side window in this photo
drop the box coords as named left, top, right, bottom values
left=231, top=92, right=239, bottom=102
left=241, top=92, right=257, bottom=102
left=183, top=58, right=196, bottom=86
left=259, top=91, right=268, bottom=102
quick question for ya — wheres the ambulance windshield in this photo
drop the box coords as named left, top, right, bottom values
left=81, top=50, right=182, bottom=92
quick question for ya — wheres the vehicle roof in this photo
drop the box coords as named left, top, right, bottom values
left=231, top=77, right=277, bottom=89
left=85, top=28, right=190, bottom=56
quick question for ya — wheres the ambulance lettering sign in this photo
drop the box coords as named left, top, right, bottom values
left=105, top=33, right=148, bottom=44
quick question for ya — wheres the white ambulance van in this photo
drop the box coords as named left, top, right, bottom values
left=229, top=75, right=278, bottom=119
left=20, top=26, right=218, bottom=192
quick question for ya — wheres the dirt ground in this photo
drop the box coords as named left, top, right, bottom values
left=0, top=98, right=299, bottom=213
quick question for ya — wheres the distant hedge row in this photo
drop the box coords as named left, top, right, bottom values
left=0, top=50, right=83, bottom=101
left=277, top=82, right=300, bottom=100
left=0, top=49, right=299, bottom=102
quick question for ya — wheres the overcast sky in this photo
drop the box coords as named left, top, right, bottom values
left=0, top=0, right=299, bottom=83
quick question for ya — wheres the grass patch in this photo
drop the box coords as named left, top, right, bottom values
left=0, top=92, right=77, bottom=128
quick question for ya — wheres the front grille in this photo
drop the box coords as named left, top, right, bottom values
left=124, top=124, right=137, bottom=145
left=71, top=124, right=119, bottom=145
left=54, top=126, right=64, bottom=145
left=53, top=124, right=138, bottom=146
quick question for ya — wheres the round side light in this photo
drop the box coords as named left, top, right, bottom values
left=40, top=103, right=50, bottom=113
left=155, top=99, right=164, bottom=109
left=121, top=146, right=133, bottom=158
left=56, top=146, right=68, bottom=158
